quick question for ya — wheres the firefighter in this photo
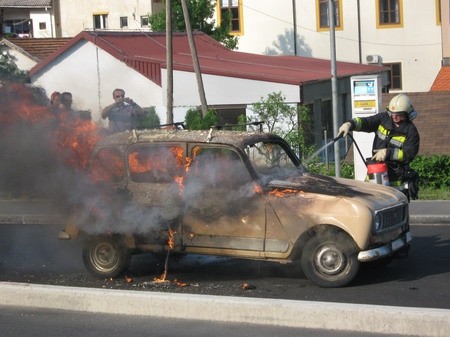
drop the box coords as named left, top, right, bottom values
left=337, top=94, right=420, bottom=199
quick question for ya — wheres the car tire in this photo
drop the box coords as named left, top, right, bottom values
left=82, top=236, right=131, bottom=279
left=301, top=231, right=360, bottom=288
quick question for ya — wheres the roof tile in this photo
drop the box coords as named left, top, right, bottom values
left=430, top=67, right=450, bottom=92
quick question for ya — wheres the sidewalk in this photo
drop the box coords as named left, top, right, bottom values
left=0, top=199, right=449, bottom=225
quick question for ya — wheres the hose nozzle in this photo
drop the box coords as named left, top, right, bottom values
left=333, top=134, right=343, bottom=143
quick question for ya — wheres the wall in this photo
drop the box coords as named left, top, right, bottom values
left=234, top=0, right=441, bottom=93
left=382, top=92, right=450, bottom=155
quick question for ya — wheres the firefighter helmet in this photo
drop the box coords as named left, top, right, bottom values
left=387, top=94, right=417, bottom=120
left=387, top=94, right=413, bottom=114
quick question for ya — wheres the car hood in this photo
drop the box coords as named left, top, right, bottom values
left=268, top=172, right=407, bottom=210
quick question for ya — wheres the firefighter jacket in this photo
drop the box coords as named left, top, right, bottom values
left=349, top=112, right=420, bottom=186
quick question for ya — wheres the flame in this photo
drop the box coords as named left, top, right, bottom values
left=268, top=188, right=300, bottom=197
left=89, top=149, right=124, bottom=183
left=152, top=227, right=176, bottom=282
left=253, top=183, right=263, bottom=194
left=167, top=228, right=176, bottom=250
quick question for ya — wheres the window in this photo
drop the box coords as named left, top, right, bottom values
left=39, top=22, right=46, bottom=30
left=120, top=17, right=128, bottom=28
left=93, top=14, right=108, bottom=29
left=384, top=63, right=402, bottom=90
left=316, top=0, right=342, bottom=31
left=128, top=145, right=185, bottom=183
left=377, top=0, right=403, bottom=28
left=189, top=146, right=250, bottom=187
left=90, top=148, right=124, bottom=183
left=140, top=15, right=149, bottom=28
left=217, top=0, right=243, bottom=35
left=3, top=19, right=32, bottom=37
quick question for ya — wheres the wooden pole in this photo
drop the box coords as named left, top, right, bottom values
left=180, top=0, right=208, bottom=116
left=166, top=0, right=174, bottom=124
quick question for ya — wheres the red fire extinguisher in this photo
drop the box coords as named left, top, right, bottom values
left=366, top=159, right=390, bottom=186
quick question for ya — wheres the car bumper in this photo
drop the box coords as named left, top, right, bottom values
left=357, top=231, right=412, bottom=262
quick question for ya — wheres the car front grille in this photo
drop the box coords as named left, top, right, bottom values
left=374, top=204, right=408, bottom=233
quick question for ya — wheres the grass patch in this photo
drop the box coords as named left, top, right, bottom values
left=417, top=187, right=450, bottom=200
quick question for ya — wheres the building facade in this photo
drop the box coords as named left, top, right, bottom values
left=1, top=1, right=446, bottom=94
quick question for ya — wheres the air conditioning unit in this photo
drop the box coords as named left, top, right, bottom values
left=366, top=55, right=380, bottom=64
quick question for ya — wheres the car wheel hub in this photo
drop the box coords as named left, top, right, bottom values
left=314, top=245, right=346, bottom=275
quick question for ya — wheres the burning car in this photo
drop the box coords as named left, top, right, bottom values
left=58, top=128, right=411, bottom=287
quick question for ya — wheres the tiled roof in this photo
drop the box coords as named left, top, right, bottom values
left=0, top=0, right=51, bottom=7
left=430, top=66, right=450, bottom=91
left=30, top=31, right=387, bottom=87
left=6, top=38, right=71, bottom=60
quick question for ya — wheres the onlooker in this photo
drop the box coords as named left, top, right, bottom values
left=101, top=88, right=144, bottom=133
left=60, top=92, right=73, bottom=110
left=58, top=91, right=91, bottom=121
left=50, top=91, right=61, bottom=108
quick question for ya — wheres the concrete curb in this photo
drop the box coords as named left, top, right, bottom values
left=1, top=282, right=449, bottom=337
left=409, top=215, right=450, bottom=224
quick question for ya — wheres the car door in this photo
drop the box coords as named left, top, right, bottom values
left=181, top=144, right=289, bottom=257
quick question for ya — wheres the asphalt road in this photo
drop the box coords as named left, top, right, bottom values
left=0, top=222, right=450, bottom=309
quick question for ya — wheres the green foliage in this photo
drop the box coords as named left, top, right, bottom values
left=247, top=92, right=314, bottom=160
left=136, top=107, right=161, bottom=129
left=410, top=155, right=450, bottom=189
left=307, top=161, right=354, bottom=179
left=148, top=0, right=238, bottom=50
left=0, top=54, right=29, bottom=83
left=309, top=154, right=450, bottom=192
left=185, top=107, right=218, bottom=130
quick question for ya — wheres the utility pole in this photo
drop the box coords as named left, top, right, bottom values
left=180, top=0, right=208, bottom=116
left=329, top=0, right=341, bottom=177
left=166, top=0, right=174, bottom=124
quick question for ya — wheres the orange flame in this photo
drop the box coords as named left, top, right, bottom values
left=268, top=188, right=300, bottom=197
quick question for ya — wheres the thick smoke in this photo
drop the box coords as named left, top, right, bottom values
left=0, top=82, right=293, bottom=237
left=0, top=82, right=86, bottom=203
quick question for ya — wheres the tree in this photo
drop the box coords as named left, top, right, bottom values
left=184, top=107, right=218, bottom=129
left=149, top=0, right=238, bottom=50
left=0, top=52, right=29, bottom=84
left=247, top=92, right=314, bottom=161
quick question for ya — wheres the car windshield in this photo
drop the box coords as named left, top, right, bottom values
left=245, top=141, right=305, bottom=184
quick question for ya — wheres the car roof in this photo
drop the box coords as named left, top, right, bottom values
left=95, top=129, right=286, bottom=150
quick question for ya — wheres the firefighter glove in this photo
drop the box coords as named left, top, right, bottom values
left=337, top=122, right=352, bottom=138
left=372, top=148, right=387, bottom=162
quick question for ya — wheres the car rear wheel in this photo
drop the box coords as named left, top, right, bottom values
left=301, top=232, right=360, bottom=288
left=82, top=236, right=131, bottom=279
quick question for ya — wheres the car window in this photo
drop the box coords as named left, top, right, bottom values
left=90, top=148, right=124, bottom=183
left=128, top=145, right=185, bottom=183
left=188, top=146, right=251, bottom=187
left=245, top=142, right=297, bottom=173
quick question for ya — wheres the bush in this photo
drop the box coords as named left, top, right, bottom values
left=410, top=155, right=450, bottom=189
left=308, top=155, right=450, bottom=191
left=185, top=108, right=218, bottom=130
left=136, top=107, right=160, bottom=129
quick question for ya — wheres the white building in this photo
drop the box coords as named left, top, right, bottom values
left=225, top=0, right=443, bottom=93
left=1, top=1, right=446, bottom=93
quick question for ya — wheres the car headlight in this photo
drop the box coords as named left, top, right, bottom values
left=374, top=213, right=382, bottom=232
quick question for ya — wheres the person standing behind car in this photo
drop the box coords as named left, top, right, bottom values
left=101, top=88, right=144, bottom=133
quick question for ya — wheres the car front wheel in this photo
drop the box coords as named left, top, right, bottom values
left=301, top=232, right=360, bottom=288
left=82, top=236, right=131, bottom=279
